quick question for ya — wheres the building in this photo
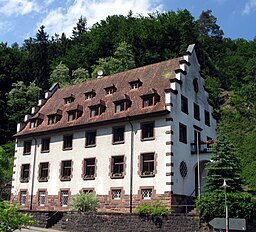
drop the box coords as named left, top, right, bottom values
left=11, top=44, right=216, bottom=212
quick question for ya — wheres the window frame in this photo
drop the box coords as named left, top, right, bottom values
left=20, top=191, right=27, bottom=206
left=83, top=158, right=96, bottom=180
left=39, top=162, right=49, bottom=182
left=60, top=190, right=69, bottom=207
left=41, top=138, right=50, bottom=153
left=63, top=134, right=73, bottom=150
left=23, top=141, right=32, bottom=155
left=85, top=130, right=96, bottom=147
left=112, top=126, right=125, bottom=144
left=20, top=164, right=30, bottom=182
left=194, top=103, right=200, bottom=121
left=140, top=153, right=155, bottom=177
left=179, top=123, right=187, bottom=144
left=111, top=155, right=125, bottom=178
left=60, top=160, right=72, bottom=181
left=181, top=95, right=188, bottom=114
left=204, top=110, right=210, bottom=126
left=141, top=122, right=155, bottom=141
left=38, top=191, right=46, bottom=206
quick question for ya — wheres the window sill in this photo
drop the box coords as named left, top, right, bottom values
left=83, top=175, right=95, bottom=180
left=85, top=144, right=96, bottom=148
left=140, top=174, right=155, bottom=178
left=62, top=147, right=73, bottom=151
left=60, top=177, right=71, bottom=181
left=41, top=150, right=50, bottom=153
left=20, top=179, right=29, bottom=183
left=23, top=153, right=31, bottom=156
left=141, top=137, right=155, bottom=142
left=111, top=174, right=124, bottom=179
left=38, top=178, right=48, bottom=182
left=112, top=141, right=125, bottom=145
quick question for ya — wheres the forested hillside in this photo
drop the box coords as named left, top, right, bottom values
left=1, top=9, right=256, bottom=189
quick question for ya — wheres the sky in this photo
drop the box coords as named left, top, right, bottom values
left=0, top=0, right=256, bottom=46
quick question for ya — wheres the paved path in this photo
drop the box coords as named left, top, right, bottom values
left=15, top=226, right=61, bottom=232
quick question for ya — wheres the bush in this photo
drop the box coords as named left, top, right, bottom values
left=196, top=192, right=256, bottom=222
left=136, top=200, right=171, bottom=226
left=70, top=192, right=99, bottom=212
left=0, top=201, right=34, bottom=232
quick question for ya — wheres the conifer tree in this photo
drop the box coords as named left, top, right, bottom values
left=205, top=133, right=243, bottom=192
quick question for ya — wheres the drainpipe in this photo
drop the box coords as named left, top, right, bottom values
left=128, top=118, right=134, bottom=213
left=30, top=136, right=37, bottom=210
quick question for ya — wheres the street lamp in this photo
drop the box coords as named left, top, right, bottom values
left=222, top=179, right=229, bottom=232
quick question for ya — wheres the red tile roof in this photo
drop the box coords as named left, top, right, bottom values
left=15, top=57, right=182, bottom=137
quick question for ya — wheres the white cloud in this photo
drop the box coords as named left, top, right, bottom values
left=0, top=0, right=39, bottom=16
left=39, top=0, right=163, bottom=38
left=243, top=0, right=256, bottom=15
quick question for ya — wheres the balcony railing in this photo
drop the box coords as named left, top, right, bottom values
left=191, top=140, right=214, bottom=154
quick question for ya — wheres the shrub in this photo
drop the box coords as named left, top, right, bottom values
left=136, top=200, right=171, bottom=226
left=70, top=192, right=99, bottom=212
left=196, top=192, right=256, bottom=222
left=0, top=201, right=34, bottom=232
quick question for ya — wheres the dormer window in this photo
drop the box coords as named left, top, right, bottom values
left=29, top=113, right=44, bottom=128
left=129, top=79, right=142, bottom=90
left=89, top=101, right=106, bottom=117
left=47, top=110, right=62, bottom=125
left=64, top=94, right=75, bottom=104
left=84, top=90, right=96, bottom=100
left=105, top=85, right=117, bottom=95
left=113, top=96, right=131, bottom=113
left=141, top=90, right=160, bottom=108
left=67, top=105, right=83, bottom=122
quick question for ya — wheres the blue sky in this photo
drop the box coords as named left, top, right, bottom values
left=0, top=0, right=255, bottom=46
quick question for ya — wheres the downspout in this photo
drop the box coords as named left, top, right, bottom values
left=128, top=118, right=134, bottom=213
left=30, top=136, right=37, bottom=210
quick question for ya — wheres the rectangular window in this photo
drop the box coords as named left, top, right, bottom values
left=39, top=162, right=49, bottom=181
left=82, top=189, right=94, bottom=194
left=141, top=122, right=154, bottom=140
left=20, top=164, right=30, bottom=182
left=30, top=120, right=36, bottom=128
left=85, top=131, right=96, bottom=147
left=205, top=110, right=210, bottom=126
left=141, top=153, right=155, bottom=176
left=179, top=123, right=187, bottom=144
left=60, top=190, right=69, bottom=207
left=48, top=115, right=55, bottom=125
left=181, top=95, right=188, bottom=114
left=23, top=141, right=32, bottom=155
left=90, top=106, right=99, bottom=117
left=20, top=191, right=27, bottom=206
left=112, top=189, right=121, bottom=200
left=61, top=160, right=72, bottom=181
left=112, top=156, right=124, bottom=177
left=143, top=96, right=154, bottom=107
left=141, top=189, right=152, bottom=200
left=115, top=102, right=125, bottom=112
left=63, top=134, right=73, bottom=150
left=68, top=111, right=76, bottom=121
left=38, top=191, right=46, bottom=206
left=194, top=103, right=200, bottom=120
left=84, top=158, right=96, bottom=179
left=113, top=126, right=125, bottom=144
left=41, top=138, right=50, bottom=152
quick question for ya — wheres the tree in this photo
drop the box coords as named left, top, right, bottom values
left=72, top=67, right=90, bottom=84
left=72, top=16, right=88, bottom=39
left=205, top=133, right=243, bottom=192
left=6, top=81, right=42, bottom=123
left=49, top=62, right=71, bottom=87
left=70, top=192, right=99, bottom=212
left=92, top=41, right=135, bottom=78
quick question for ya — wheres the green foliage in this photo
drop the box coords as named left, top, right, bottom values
left=70, top=192, right=99, bottom=212
left=205, top=133, right=242, bottom=192
left=136, top=200, right=171, bottom=224
left=196, top=192, right=256, bottom=222
left=0, top=201, right=34, bottom=232
left=49, top=62, right=71, bottom=87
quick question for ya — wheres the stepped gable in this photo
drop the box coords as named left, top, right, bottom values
left=15, top=57, right=182, bottom=137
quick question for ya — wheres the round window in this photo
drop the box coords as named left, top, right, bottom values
left=179, top=161, right=188, bottom=178
left=193, top=78, right=199, bottom=93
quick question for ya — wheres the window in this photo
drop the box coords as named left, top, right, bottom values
left=85, top=131, right=96, bottom=147
left=129, top=80, right=142, bottom=89
left=91, top=106, right=99, bottom=117
left=30, top=120, right=36, bottom=128
left=20, top=191, right=27, bottom=206
left=140, top=153, right=155, bottom=176
left=23, top=141, right=32, bottom=155
left=82, top=189, right=94, bottom=194
left=61, top=160, right=72, bottom=181
left=89, top=103, right=106, bottom=117
left=193, top=78, right=199, bottom=93
left=68, top=111, right=76, bottom=121
left=83, top=158, right=96, bottom=179
left=194, top=103, right=200, bottom=120
left=48, top=115, right=55, bottom=125
left=47, top=111, right=62, bottom=125
left=180, top=161, right=188, bottom=178
left=141, top=122, right=154, bottom=140
left=181, top=95, right=188, bottom=114
left=179, top=123, right=187, bottom=143
left=112, top=189, right=121, bottom=200
left=205, top=110, right=210, bottom=126
left=41, top=138, right=50, bottom=152
left=60, top=190, right=69, bottom=207
left=113, top=126, right=125, bottom=144
left=64, top=95, right=75, bottom=104
left=105, top=86, right=117, bottom=95
left=20, top=164, right=30, bottom=182
left=85, top=91, right=96, bottom=100
left=115, top=101, right=125, bottom=112
left=141, top=189, right=152, bottom=200
left=111, top=156, right=124, bottom=178
left=143, top=96, right=154, bottom=107
left=63, top=134, right=73, bottom=150
left=38, top=191, right=46, bottom=206
left=39, top=162, right=49, bottom=181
